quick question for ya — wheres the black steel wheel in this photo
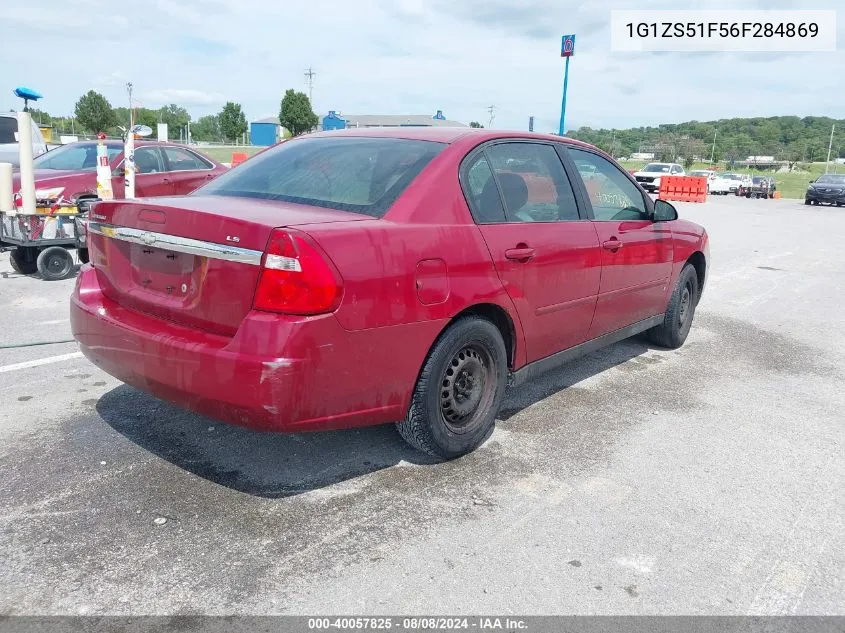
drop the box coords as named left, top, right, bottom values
left=646, top=264, right=699, bottom=349
left=36, top=246, right=74, bottom=281
left=9, top=248, right=38, bottom=275
left=397, top=316, right=507, bottom=459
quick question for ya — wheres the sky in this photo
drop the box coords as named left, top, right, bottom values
left=1, top=0, right=843, bottom=133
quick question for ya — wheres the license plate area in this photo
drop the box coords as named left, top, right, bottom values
left=130, top=243, right=198, bottom=298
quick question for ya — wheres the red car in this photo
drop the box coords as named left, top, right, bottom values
left=71, top=128, right=709, bottom=458
left=8, top=140, right=227, bottom=275
left=16, top=140, right=227, bottom=201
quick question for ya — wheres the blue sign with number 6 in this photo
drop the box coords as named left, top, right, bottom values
left=561, top=34, right=576, bottom=57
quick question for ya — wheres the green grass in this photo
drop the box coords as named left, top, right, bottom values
left=197, top=146, right=263, bottom=163
left=620, top=160, right=837, bottom=199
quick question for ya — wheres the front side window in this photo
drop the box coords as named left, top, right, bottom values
left=484, top=143, right=580, bottom=222
left=568, top=148, right=648, bottom=221
left=199, top=137, right=445, bottom=218
left=163, top=147, right=212, bottom=171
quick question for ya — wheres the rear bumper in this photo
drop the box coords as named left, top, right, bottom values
left=71, top=265, right=442, bottom=432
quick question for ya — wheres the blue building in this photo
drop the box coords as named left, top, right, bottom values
left=324, top=110, right=465, bottom=129
left=322, top=110, right=346, bottom=131
left=250, top=117, right=281, bottom=146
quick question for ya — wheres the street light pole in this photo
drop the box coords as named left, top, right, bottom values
left=825, top=124, right=835, bottom=174
left=710, top=129, right=717, bottom=165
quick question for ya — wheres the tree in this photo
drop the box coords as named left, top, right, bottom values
left=159, top=104, right=190, bottom=134
left=683, top=156, right=695, bottom=170
left=74, top=90, right=115, bottom=134
left=469, top=121, right=484, bottom=128
left=279, top=89, right=318, bottom=137
left=29, top=109, right=52, bottom=125
left=218, top=102, right=248, bottom=143
left=191, top=114, right=221, bottom=142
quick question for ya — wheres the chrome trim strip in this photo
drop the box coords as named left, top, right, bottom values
left=87, top=222, right=264, bottom=266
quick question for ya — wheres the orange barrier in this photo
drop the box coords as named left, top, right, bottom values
left=231, top=152, right=248, bottom=166
left=658, top=176, right=707, bottom=203
left=773, top=191, right=782, bottom=199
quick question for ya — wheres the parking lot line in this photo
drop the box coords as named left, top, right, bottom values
left=0, top=352, right=84, bottom=374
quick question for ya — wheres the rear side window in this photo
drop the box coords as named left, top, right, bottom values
left=0, top=117, right=17, bottom=144
left=200, top=137, right=445, bottom=218
left=463, top=155, right=506, bottom=223
left=485, top=143, right=580, bottom=222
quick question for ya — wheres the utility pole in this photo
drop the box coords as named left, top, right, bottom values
left=710, top=129, right=717, bottom=165
left=304, top=67, right=316, bottom=104
left=487, top=105, right=496, bottom=129
left=825, top=124, right=835, bottom=173
left=126, top=82, right=134, bottom=129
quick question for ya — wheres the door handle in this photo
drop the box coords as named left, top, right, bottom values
left=163, top=177, right=172, bottom=184
left=206, top=173, right=214, bottom=179
left=602, top=238, right=622, bottom=252
left=505, top=247, right=536, bottom=262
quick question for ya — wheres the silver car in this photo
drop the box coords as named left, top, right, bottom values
left=0, top=112, right=48, bottom=167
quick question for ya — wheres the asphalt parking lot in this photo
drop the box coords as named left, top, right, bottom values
left=1, top=195, right=843, bottom=615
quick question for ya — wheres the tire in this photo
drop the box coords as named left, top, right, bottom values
left=805, top=199, right=811, bottom=205
left=396, top=317, right=508, bottom=459
left=78, top=248, right=90, bottom=264
left=37, top=246, right=74, bottom=281
left=9, top=248, right=38, bottom=275
left=646, top=264, right=699, bottom=349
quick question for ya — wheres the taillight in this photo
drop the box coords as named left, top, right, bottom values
left=253, top=228, right=343, bottom=315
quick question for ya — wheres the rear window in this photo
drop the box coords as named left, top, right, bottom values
left=0, top=117, right=17, bottom=144
left=199, top=137, right=445, bottom=218
left=33, top=143, right=122, bottom=171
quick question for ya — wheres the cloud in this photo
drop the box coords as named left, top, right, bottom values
left=1, top=0, right=843, bottom=131
left=142, top=89, right=225, bottom=106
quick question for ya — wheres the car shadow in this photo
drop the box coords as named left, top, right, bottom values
left=97, top=335, right=656, bottom=499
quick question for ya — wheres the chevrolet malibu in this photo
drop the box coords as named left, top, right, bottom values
left=71, top=128, right=709, bottom=458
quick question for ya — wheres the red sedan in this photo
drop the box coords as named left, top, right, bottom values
left=16, top=140, right=228, bottom=202
left=8, top=140, right=227, bottom=275
left=71, top=128, right=709, bottom=458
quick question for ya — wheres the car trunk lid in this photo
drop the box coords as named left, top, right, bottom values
left=87, top=195, right=366, bottom=335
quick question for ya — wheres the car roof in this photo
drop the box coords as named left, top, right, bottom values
left=58, top=139, right=204, bottom=150
left=304, top=126, right=596, bottom=150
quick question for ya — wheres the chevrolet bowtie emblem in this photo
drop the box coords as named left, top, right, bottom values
left=140, top=232, right=156, bottom=246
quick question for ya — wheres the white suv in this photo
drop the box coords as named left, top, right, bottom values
left=632, top=162, right=685, bottom=193
left=0, top=112, right=48, bottom=167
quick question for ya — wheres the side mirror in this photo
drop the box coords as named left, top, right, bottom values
left=653, top=199, right=678, bottom=222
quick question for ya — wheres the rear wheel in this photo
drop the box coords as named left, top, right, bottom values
left=37, top=246, right=74, bottom=281
left=396, top=317, right=507, bottom=459
left=9, top=248, right=38, bottom=275
left=647, top=264, right=699, bottom=349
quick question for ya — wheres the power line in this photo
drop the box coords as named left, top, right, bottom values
left=304, top=67, right=316, bottom=105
